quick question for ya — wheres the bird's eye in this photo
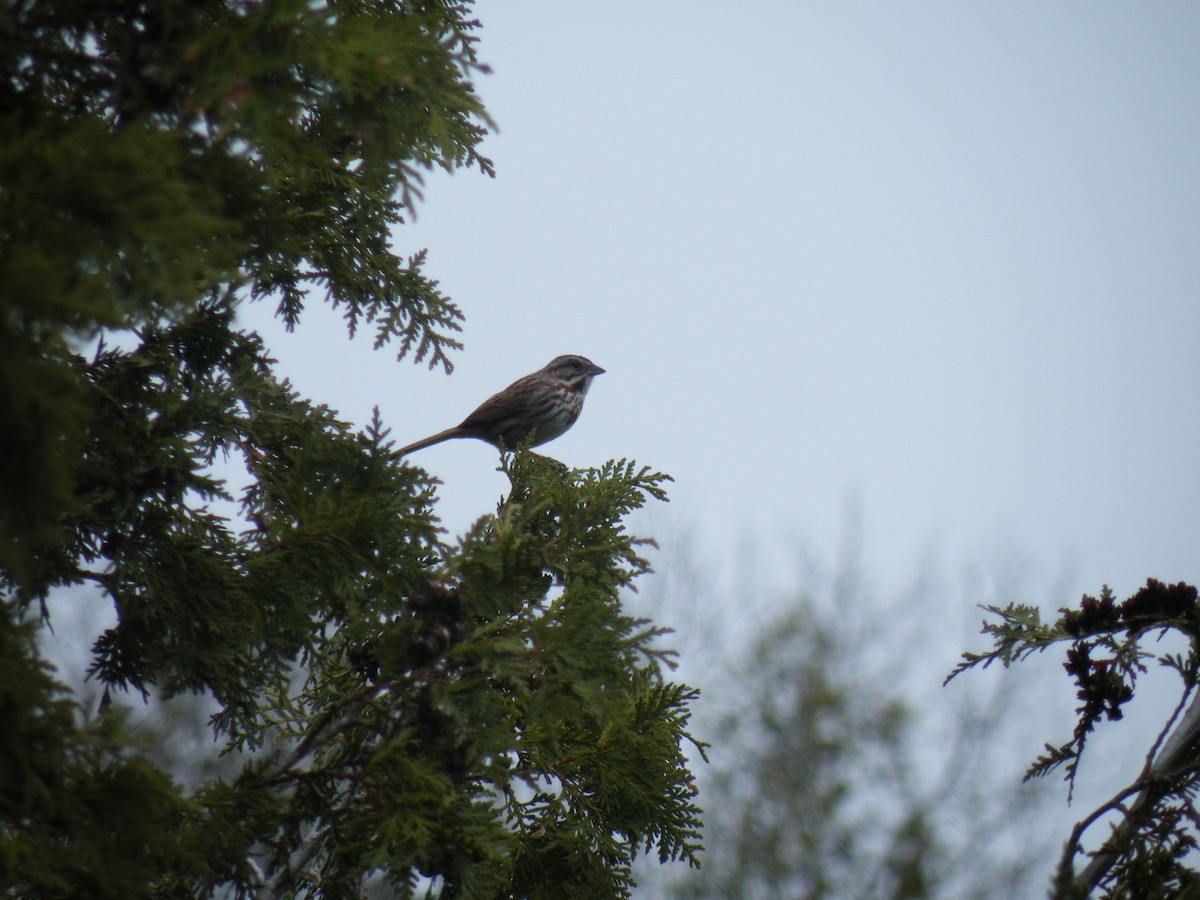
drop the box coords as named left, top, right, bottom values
left=570, top=360, right=581, bottom=369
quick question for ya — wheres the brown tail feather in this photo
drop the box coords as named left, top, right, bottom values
left=395, top=426, right=469, bottom=457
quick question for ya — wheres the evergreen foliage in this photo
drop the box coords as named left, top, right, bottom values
left=949, top=579, right=1200, bottom=897
left=0, top=2, right=703, bottom=895
left=1, top=0, right=483, bottom=594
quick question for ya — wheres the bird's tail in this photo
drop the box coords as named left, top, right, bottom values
left=394, top=427, right=465, bottom=457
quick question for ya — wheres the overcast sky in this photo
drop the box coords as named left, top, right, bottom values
left=245, top=2, right=1200, bottom=872
left=264, top=1, right=1200, bottom=602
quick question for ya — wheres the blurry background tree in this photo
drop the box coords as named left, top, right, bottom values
left=628, top=522, right=1059, bottom=899
left=0, top=1, right=702, bottom=896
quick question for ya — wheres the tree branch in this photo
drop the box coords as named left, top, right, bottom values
left=256, top=684, right=383, bottom=785
left=1064, top=687, right=1200, bottom=895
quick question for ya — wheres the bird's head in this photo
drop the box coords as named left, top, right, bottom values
left=545, top=354, right=605, bottom=392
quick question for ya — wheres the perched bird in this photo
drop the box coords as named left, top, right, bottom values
left=395, top=355, right=605, bottom=456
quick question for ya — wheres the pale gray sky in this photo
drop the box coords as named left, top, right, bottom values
left=264, top=1, right=1200, bottom=602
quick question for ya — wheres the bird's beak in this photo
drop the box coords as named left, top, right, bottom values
left=590, top=363, right=606, bottom=376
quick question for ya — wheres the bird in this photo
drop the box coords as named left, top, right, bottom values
left=395, top=354, right=605, bottom=456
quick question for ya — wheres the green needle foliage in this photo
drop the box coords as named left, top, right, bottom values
left=0, top=2, right=703, bottom=896
left=949, top=579, right=1200, bottom=897
left=1, top=0, right=482, bottom=594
